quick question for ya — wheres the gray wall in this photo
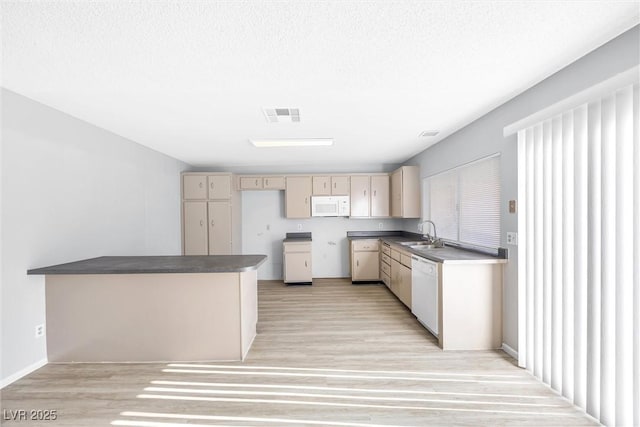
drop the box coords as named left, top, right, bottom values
left=402, top=25, right=640, bottom=352
left=0, top=89, right=188, bottom=385
left=241, top=191, right=404, bottom=279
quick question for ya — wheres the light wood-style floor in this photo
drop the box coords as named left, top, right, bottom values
left=1, top=279, right=596, bottom=426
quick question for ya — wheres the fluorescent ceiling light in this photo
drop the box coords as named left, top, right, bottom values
left=250, top=138, right=333, bottom=147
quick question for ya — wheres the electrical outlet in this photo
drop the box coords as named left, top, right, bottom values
left=297, top=223, right=302, bottom=231
left=506, top=232, right=518, bottom=245
left=35, top=324, right=45, bottom=338
left=378, top=222, right=383, bottom=230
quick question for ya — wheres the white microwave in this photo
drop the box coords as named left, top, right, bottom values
left=311, top=196, right=350, bottom=217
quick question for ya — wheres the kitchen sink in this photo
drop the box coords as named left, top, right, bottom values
left=399, top=241, right=445, bottom=249
left=410, top=244, right=442, bottom=250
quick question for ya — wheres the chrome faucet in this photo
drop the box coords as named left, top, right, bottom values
left=420, top=220, right=438, bottom=242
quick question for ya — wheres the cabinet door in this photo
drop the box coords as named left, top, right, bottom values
left=284, top=252, right=312, bottom=282
left=183, top=175, right=207, bottom=200
left=391, top=169, right=402, bottom=217
left=390, top=259, right=401, bottom=296
left=371, top=175, right=390, bottom=217
left=263, top=176, right=285, bottom=189
left=353, top=251, right=379, bottom=281
left=398, top=264, right=412, bottom=308
left=239, top=176, right=263, bottom=190
left=312, top=176, right=331, bottom=195
left=208, top=175, right=232, bottom=199
left=331, top=176, right=350, bottom=195
left=183, top=202, right=208, bottom=255
left=208, top=201, right=232, bottom=255
left=350, top=176, right=370, bottom=217
left=285, top=176, right=312, bottom=218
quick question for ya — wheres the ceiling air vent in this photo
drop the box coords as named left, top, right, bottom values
left=263, top=108, right=300, bottom=123
left=419, top=130, right=439, bottom=138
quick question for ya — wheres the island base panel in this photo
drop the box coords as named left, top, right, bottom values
left=45, top=272, right=256, bottom=362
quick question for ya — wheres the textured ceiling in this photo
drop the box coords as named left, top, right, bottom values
left=2, top=1, right=638, bottom=170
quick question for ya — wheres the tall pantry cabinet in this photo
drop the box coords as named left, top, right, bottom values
left=181, top=173, right=242, bottom=255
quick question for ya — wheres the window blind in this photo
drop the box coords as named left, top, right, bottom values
left=516, top=82, right=639, bottom=427
left=426, top=155, right=501, bottom=248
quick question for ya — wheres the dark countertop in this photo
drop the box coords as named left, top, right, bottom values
left=347, top=230, right=507, bottom=264
left=283, top=232, right=312, bottom=242
left=27, top=255, right=268, bottom=275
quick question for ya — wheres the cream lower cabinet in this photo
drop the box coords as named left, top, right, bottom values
left=283, top=241, right=312, bottom=283
left=390, top=248, right=412, bottom=308
left=350, top=239, right=379, bottom=282
left=380, top=243, right=391, bottom=287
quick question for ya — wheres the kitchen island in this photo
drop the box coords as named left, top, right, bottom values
left=28, top=255, right=267, bottom=362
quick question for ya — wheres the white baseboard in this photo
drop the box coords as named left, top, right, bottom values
left=1, top=358, right=47, bottom=389
left=501, top=343, right=518, bottom=361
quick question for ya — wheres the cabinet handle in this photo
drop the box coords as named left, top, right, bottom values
left=265, top=179, right=269, bottom=186
left=356, top=260, right=359, bottom=267
left=199, top=182, right=203, bottom=188
left=305, top=197, right=308, bottom=205
left=364, top=190, right=367, bottom=196
left=324, top=182, right=327, bottom=189
left=333, top=182, right=336, bottom=188
left=211, top=220, right=215, bottom=227
left=305, top=261, right=308, bottom=267
left=374, top=190, right=377, bottom=197
left=199, top=220, right=203, bottom=226
left=210, top=182, right=215, bottom=189
left=256, top=179, right=259, bottom=186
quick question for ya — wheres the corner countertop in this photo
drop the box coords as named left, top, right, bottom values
left=347, top=230, right=507, bottom=264
left=283, top=232, right=312, bottom=242
left=27, top=255, right=268, bottom=275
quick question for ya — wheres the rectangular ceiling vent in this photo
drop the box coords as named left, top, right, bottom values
left=419, top=130, right=439, bottom=138
left=263, top=108, right=300, bottom=123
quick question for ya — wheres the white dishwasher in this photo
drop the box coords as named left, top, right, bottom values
left=411, top=255, right=439, bottom=336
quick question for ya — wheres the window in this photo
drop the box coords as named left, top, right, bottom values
left=423, top=154, right=501, bottom=248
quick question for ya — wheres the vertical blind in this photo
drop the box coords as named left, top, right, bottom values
left=516, top=82, right=639, bottom=426
left=427, top=155, right=500, bottom=248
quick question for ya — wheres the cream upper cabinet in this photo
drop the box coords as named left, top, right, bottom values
left=312, top=176, right=331, bottom=195
left=391, top=166, right=420, bottom=218
left=183, top=201, right=208, bottom=255
left=370, top=174, right=390, bottom=217
left=331, top=176, right=350, bottom=195
left=313, top=176, right=349, bottom=195
left=239, top=176, right=263, bottom=190
left=183, top=175, right=207, bottom=200
left=208, top=201, right=232, bottom=255
left=285, top=176, right=312, bottom=218
left=263, top=176, right=285, bottom=190
left=208, top=174, right=232, bottom=199
left=238, top=176, right=285, bottom=190
left=350, top=175, right=370, bottom=217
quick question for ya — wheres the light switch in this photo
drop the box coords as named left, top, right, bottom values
left=506, top=232, right=518, bottom=245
